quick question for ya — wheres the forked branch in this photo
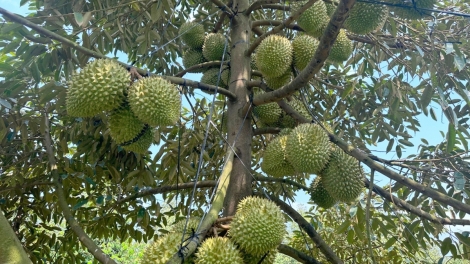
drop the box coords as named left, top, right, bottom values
left=278, top=244, right=321, bottom=264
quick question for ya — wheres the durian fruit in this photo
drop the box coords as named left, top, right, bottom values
left=140, top=232, right=182, bottom=264
left=66, top=59, right=129, bottom=117
left=325, top=1, right=337, bottom=17
left=255, top=35, right=293, bottom=78
left=322, top=145, right=364, bottom=203
left=229, top=197, right=286, bottom=256
left=295, top=1, right=329, bottom=38
left=201, top=68, right=226, bottom=88
left=121, top=127, right=153, bottom=154
left=128, top=77, right=180, bottom=127
left=288, top=231, right=315, bottom=257
left=179, top=22, right=205, bottom=49
left=292, top=35, right=319, bottom=71
left=279, top=99, right=311, bottom=128
left=389, top=0, right=436, bottom=20
left=243, top=249, right=278, bottom=264
left=252, top=90, right=282, bottom=126
left=285, top=123, right=330, bottom=174
left=261, top=134, right=297, bottom=177
left=343, top=2, right=389, bottom=34
left=264, top=69, right=292, bottom=90
left=195, top=237, right=244, bottom=264
left=221, top=67, right=231, bottom=86
left=182, top=49, right=207, bottom=72
left=310, top=176, right=337, bottom=209
left=170, top=217, right=201, bottom=233
left=328, top=29, right=353, bottom=63
left=202, top=33, right=227, bottom=61
left=108, top=104, right=147, bottom=144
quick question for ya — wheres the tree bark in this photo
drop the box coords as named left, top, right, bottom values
left=223, top=0, right=253, bottom=216
left=0, top=211, right=32, bottom=264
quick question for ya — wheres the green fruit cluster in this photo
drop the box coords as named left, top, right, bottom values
left=66, top=59, right=181, bottom=154
left=343, top=2, right=388, bottom=34
left=328, top=29, right=353, bottom=63
left=230, top=197, right=286, bottom=256
left=255, top=35, right=293, bottom=78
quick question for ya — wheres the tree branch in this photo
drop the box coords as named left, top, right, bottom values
left=209, top=0, right=235, bottom=17
left=245, top=0, right=291, bottom=15
left=251, top=20, right=303, bottom=31
left=364, top=178, right=470, bottom=226
left=257, top=193, right=343, bottom=264
left=278, top=244, right=321, bottom=264
left=252, top=0, right=357, bottom=106
left=255, top=176, right=311, bottom=192
left=113, top=181, right=217, bottom=205
left=175, top=61, right=228, bottom=77
left=42, top=106, right=117, bottom=264
left=0, top=8, right=237, bottom=101
left=245, top=0, right=319, bottom=56
left=253, top=127, right=282, bottom=135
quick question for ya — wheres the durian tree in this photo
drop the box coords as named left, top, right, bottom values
left=1, top=0, right=470, bottom=263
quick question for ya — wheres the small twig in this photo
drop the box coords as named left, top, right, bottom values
left=209, top=0, right=235, bottom=17
left=277, top=244, right=321, bottom=264
left=175, top=61, right=228, bottom=77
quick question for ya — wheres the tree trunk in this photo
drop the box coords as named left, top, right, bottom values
left=0, top=211, right=32, bottom=264
left=223, top=0, right=253, bottom=216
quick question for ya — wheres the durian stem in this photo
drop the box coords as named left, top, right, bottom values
left=42, top=105, right=117, bottom=264
left=251, top=0, right=357, bottom=106
left=257, top=193, right=344, bottom=264
left=245, top=0, right=319, bottom=56
left=166, top=150, right=235, bottom=264
left=277, top=244, right=321, bottom=264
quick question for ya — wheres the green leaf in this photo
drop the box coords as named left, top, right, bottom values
left=396, top=145, right=402, bottom=158
left=0, top=98, right=12, bottom=109
left=430, top=107, right=437, bottom=121
left=398, top=139, right=414, bottom=147
left=454, top=172, right=466, bottom=191
left=336, top=219, right=351, bottom=234
left=421, top=85, right=433, bottom=109
left=386, top=138, right=394, bottom=153
left=447, top=123, right=456, bottom=153
left=72, top=199, right=88, bottom=210
left=31, top=61, right=41, bottom=83
left=454, top=55, right=466, bottom=71
left=74, top=12, right=84, bottom=26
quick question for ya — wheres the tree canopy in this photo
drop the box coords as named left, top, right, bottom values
left=1, top=0, right=470, bottom=263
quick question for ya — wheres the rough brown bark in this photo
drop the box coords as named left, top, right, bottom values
left=223, top=0, right=253, bottom=216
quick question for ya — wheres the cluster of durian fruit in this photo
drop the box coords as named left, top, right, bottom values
left=179, top=22, right=231, bottom=88
left=66, top=59, right=181, bottom=154
left=140, top=196, right=286, bottom=263
left=261, top=123, right=364, bottom=208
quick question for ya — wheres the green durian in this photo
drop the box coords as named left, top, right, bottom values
left=202, top=33, right=227, bottom=61
left=255, top=35, right=293, bottom=78
left=243, top=249, right=278, bottom=264
left=252, top=90, right=282, bottom=126
left=229, top=197, right=286, bottom=256
left=170, top=217, right=201, bottom=233
left=121, top=126, right=153, bottom=154
left=264, top=69, right=292, bottom=90
left=322, top=145, right=364, bottom=203
left=328, top=29, right=353, bottom=63
left=182, top=49, right=207, bottom=72
left=285, top=123, right=330, bottom=174
left=343, top=2, right=389, bottom=34
left=108, top=104, right=147, bottom=144
left=201, top=68, right=226, bottom=88
left=140, top=233, right=183, bottom=264
left=279, top=99, right=311, bottom=128
left=66, top=59, right=129, bottom=117
left=195, top=237, right=244, bottom=264
left=261, top=134, right=297, bottom=177
left=325, top=1, right=337, bottom=17
left=292, top=35, right=319, bottom=71
left=128, top=77, right=181, bottom=127
left=310, top=176, right=337, bottom=208
left=295, top=1, right=329, bottom=38
left=179, top=22, right=205, bottom=49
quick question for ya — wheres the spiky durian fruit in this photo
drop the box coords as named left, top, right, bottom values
left=295, top=1, right=329, bottom=38
left=264, top=69, right=292, bottom=90
left=252, top=89, right=282, bottom=126
left=201, top=68, right=226, bottom=88
left=328, top=29, right=353, bottom=63
left=108, top=105, right=147, bottom=144
left=292, top=35, right=319, bottom=71
left=66, top=59, right=129, bottom=117
left=182, top=49, right=207, bottom=72
left=195, top=237, right=244, bottom=264
left=343, top=2, right=388, bottom=34
left=279, top=99, right=311, bottom=128
left=325, top=1, right=337, bottom=17
left=285, top=123, right=330, bottom=174
left=310, top=176, right=337, bottom=208
left=261, top=134, right=297, bottom=177
left=255, top=35, right=293, bottom=78
left=389, top=0, right=435, bottom=19
left=179, top=22, right=205, bottom=49
left=140, top=232, right=181, bottom=264
left=221, top=67, right=231, bottom=86
left=322, top=145, right=364, bottom=203
left=202, top=33, right=227, bottom=61
left=128, top=77, right=180, bottom=127
left=121, top=127, right=153, bottom=154
left=243, top=249, right=278, bottom=264
left=170, top=217, right=201, bottom=233
left=230, top=197, right=286, bottom=256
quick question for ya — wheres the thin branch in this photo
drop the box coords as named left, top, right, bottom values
left=42, top=105, right=116, bottom=264
left=257, top=193, right=344, bottom=264
left=175, top=61, right=228, bottom=77
left=114, top=181, right=217, bottom=205
left=209, top=0, right=235, bottom=17
left=0, top=181, right=54, bottom=193
left=245, top=0, right=319, bottom=56
left=252, top=0, right=357, bottom=105
left=212, top=12, right=227, bottom=33
left=255, top=176, right=311, bottom=192
left=278, top=244, right=321, bottom=264
left=364, top=178, right=470, bottom=226
left=245, top=0, right=290, bottom=15
left=251, top=20, right=303, bottom=31
left=253, top=127, right=282, bottom=135
left=0, top=8, right=236, bottom=101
